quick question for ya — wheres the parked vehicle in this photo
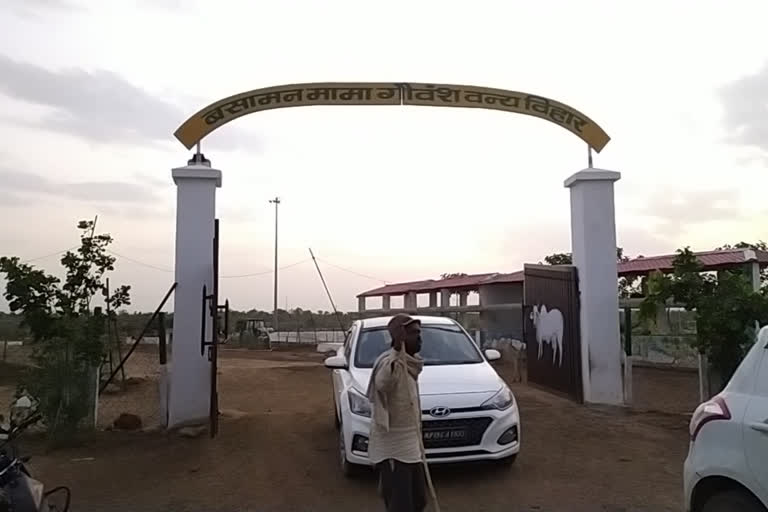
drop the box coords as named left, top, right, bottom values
left=0, top=397, right=71, bottom=512
left=684, top=327, right=768, bottom=512
left=324, top=316, right=521, bottom=476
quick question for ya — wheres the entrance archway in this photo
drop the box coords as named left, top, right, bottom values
left=166, top=82, right=623, bottom=428
left=174, top=82, right=610, bottom=152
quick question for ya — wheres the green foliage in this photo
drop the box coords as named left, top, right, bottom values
left=440, top=273, right=468, bottom=280
left=543, top=252, right=573, bottom=265
left=716, top=240, right=767, bottom=251
left=0, top=220, right=131, bottom=443
left=640, top=247, right=768, bottom=382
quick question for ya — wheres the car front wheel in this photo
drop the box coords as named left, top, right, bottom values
left=701, top=490, right=766, bottom=512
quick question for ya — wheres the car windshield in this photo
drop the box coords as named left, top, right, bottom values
left=354, top=324, right=483, bottom=368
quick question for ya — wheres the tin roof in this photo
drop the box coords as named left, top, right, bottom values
left=357, top=249, right=768, bottom=298
left=618, top=249, right=768, bottom=275
left=358, top=272, right=520, bottom=297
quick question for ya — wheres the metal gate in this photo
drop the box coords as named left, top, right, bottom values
left=523, top=264, right=582, bottom=402
left=200, top=219, right=229, bottom=438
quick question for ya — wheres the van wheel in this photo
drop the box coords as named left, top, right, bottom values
left=701, top=490, right=766, bottom=512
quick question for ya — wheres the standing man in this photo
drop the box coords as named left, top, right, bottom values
left=366, top=314, right=432, bottom=512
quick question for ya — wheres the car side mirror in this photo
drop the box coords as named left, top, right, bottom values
left=324, top=355, right=348, bottom=369
left=484, top=349, right=501, bottom=361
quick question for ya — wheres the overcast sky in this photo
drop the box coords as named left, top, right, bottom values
left=1, top=0, right=767, bottom=312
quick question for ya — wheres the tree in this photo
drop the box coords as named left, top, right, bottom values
left=542, top=253, right=573, bottom=265
left=0, top=220, right=131, bottom=443
left=440, top=273, right=468, bottom=280
left=640, top=247, right=768, bottom=389
left=716, top=241, right=767, bottom=251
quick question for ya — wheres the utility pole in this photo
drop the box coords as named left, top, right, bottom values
left=269, top=197, right=281, bottom=337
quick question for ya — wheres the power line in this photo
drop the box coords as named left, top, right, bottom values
left=107, top=248, right=313, bottom=279
left=317, top=258, right=389, bottom=284
left=221, top=258, right=310, bottom=279
left=20, top=246, right=80, bottom=264
left=19, top=248, right=365, bottom=287
left=106, top=249, right=173, bottom=273
left=106, top=249, right=311, bottom=279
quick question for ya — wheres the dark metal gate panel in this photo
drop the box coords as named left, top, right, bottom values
left=209, top=218, right=220, bottom=438
left=201, top=219, right=229, bottom=438
left=523, top=264, right=582, bottom=402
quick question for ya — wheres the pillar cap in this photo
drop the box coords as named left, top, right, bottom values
left=564, top=168, right=621, bottom=188
left=744, top=249, right=758, bottom=262
left=172, top=164, right=222, bottom=187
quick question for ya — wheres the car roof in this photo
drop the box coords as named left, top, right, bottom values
left=359, top=315, right=457, bottom=329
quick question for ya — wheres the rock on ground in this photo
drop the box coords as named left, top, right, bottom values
left=113, top=413, right=142, bottom=431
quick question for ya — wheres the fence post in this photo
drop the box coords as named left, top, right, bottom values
left=158, top=312, right=167, bottom=365
left=623, top=307, right=632, bottom=356
left=622, top=307, right=633, bottom=406
left=2, top=339, right=7, bottom=362
left=157, top=312, right=169, bottom=427
left=698, top=352, right=709, bottom=402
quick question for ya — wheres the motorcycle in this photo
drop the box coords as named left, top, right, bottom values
left=0, top=398, right=70, bottom=512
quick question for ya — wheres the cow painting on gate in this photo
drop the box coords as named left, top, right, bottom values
left=529, top=305, right=564, bottom=367
left=523, top=264, right=582, bottom=402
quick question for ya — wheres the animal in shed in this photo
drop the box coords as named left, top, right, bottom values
left=486, top=337, right=526, bottom=382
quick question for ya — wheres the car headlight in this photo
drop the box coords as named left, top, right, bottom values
left=481, top=386, right=515, bottom=411
left=348, top=388, right=372, bottom=417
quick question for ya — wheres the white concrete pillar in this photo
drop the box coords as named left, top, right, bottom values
left=358, top=296, right=366, bottom=312
left=168, top=158, right=221, bottom=428
left=440, top=289, right=451, bottom=309
left=459, top=291, right=469, bottom=307
left=382, top=295, right=391, bottom=311
left=565, top=169, right=623, bottom=406
left=743, top=250, right=761, bottom=291
left=404, top=292, right=417, bottom=310
left=428, top=292, right=438, bottom=308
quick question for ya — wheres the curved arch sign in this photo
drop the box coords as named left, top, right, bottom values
left=174, top=82, right=610, bottom=152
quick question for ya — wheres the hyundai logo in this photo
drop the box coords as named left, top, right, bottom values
left=429, top=406, right=451, bottom=418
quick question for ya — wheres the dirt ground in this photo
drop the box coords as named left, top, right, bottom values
left=2, top=345, right=695, bottom=512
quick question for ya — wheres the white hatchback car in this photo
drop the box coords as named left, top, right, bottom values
left=684, top=326, right=768, bottom=512
left=324, top=316, right=521, bottom=476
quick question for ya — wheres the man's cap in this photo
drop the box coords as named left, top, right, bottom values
left=388, top=313, right=421, bottom=333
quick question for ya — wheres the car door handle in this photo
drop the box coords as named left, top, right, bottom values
left=748, top=421, right=768, bottom=434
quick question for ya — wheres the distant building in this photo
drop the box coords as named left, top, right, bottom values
left=356, top=248, right=768, bottom=344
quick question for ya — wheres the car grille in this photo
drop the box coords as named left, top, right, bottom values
left=421, top=417, right=493, bottom=449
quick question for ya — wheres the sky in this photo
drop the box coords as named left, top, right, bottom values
left=1, top=0, right=767, bottom=313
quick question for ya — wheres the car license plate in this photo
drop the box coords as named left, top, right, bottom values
left=423, top=429, right=466, bottom=441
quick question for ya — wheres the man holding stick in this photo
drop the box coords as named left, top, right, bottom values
left=366, top=314, right=439, bottom=512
